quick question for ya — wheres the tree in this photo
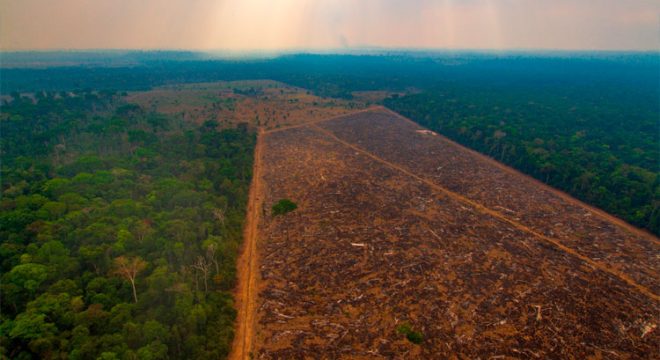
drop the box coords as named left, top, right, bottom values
left=6, top=263, right=49, bottom=296
left=205, top=243, right=220, bottom=275
left=191, top=256, right=211, bottom=293
left=6, top=312, right=58, bottom=357
left=272, top=199, right=297, bottom=216
left=112, top=256, right=147, bottom=303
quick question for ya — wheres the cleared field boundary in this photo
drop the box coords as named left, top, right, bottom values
left=308, top=120, right=659, bottom=302
left=229, top=128, right=264, bottom=360
left=263, top=106, right=381, bottom=135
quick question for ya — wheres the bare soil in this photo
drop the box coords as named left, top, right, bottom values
left=229, top=128, right=264, bottom=360
left=250, top=108, right=658, bottom=359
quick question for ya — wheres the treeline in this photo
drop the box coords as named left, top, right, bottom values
left=1, top=92, right=255, bottom=359
left=385, top=82, right=659, bottom=235
left=3, top=53, right=657, bottom=99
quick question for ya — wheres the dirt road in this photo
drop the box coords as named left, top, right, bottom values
left=229, top=128, right=264, bottom=360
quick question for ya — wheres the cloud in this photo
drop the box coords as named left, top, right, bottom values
left=1, top=0, right=658, bottom=50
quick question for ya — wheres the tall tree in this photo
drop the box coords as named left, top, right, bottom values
left=112, top=256, right=147, bottom=303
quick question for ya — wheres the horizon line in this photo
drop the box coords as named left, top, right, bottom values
left=1, top=46, right=658, bottom=54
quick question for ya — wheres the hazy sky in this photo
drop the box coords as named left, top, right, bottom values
left=1, top=0, right=658, bottom=51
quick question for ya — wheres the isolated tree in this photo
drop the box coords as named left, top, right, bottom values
left=112, top=256, right=147, bottom=303
left=272, top=199, right=297, bottom=216
left=272, top=199, right=298, bottom=244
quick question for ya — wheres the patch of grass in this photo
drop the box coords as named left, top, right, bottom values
left=272, top=199, right=297, bottom=216
left=397, top=323, right=424, bottom=344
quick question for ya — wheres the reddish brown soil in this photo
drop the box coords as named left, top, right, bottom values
left=229, top=128, right=264, bottom=360
left=251, top=108, right=658, bottom=359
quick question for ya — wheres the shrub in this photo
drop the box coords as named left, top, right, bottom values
left=396, top=323, right=424, bottom=344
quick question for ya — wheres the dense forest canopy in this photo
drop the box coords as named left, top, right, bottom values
left=2, top=51, right=657, bottom=98
left=1, top=91, right=255, bottom=359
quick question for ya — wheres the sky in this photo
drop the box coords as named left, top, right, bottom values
left=1, top=0, right=658, bottom=51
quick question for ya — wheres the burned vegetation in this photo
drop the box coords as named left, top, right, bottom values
left=251, top=109, right=658, bottom=358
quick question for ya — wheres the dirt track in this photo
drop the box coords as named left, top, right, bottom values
left=229, top=128, right=264, bottom=360
left=235, top=108, right=659, bottom=359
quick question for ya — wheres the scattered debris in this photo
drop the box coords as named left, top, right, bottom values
left=416, top=129, right=437, bottom=136
left=641, top=322, right=656, bottom=338
left=252, top=110, right=659, bottom=359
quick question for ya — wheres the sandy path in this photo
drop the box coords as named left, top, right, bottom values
left=229, top=128, right=264, bottom=360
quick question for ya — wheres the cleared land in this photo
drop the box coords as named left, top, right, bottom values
left=250, top=108, right=658, bottom=358
left=126, top=80, right=365, bottom=129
